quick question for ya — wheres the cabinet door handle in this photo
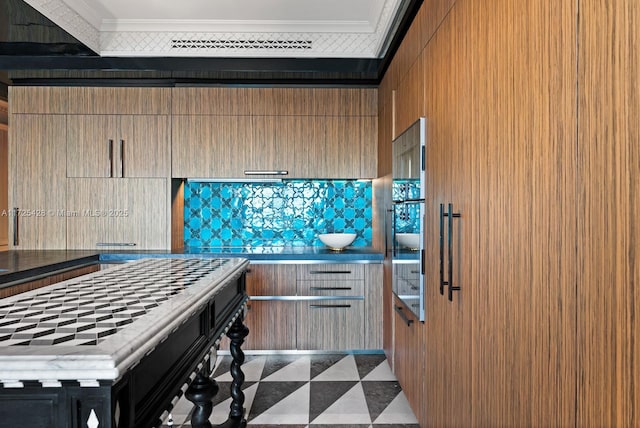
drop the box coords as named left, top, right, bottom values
left=309, top=304, right=351, bottom=308
left=394, top=305, right=414, bottom=326
left=309, top=286, right=352, bottom=291
left=108, top=139, right=114, bottom=177
left=243, top=170, right=289, bottom=176
left=447, top=203, right=461, bottom=301
left=96, top=242, right=137, bottom=247
left=309, top=270, right=351, bottom=275
left=119, top=139, right=124, bottom=177
left=13, top=207, right=19, bottom=246
left=439, top=203, right=447, bottom=295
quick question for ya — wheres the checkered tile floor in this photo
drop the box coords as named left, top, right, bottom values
left=0, top=259, right=228, bottom=346
left=162, top=353, right=419, bottom=427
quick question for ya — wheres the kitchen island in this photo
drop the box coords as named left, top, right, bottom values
left=0, top=257, right=250, bottom=428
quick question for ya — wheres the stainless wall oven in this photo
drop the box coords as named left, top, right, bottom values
left=392, top=117, right=426, bottom=322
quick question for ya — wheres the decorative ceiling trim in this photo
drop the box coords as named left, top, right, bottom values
left=22, top=0, right=403, bottom=59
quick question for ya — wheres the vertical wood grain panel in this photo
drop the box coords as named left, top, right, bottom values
left=66, top=87, right=170, bottom=114
left=578, top=1, right=640, bottom=426
left=394, top=57, right=425, bottom=139
left=8, top=87, right=68, bottom=114
left=0, top=125, right=7, bottom=249
left=119, top=115, right=170, bottom=177
left=171, top=179, right=184, bottom=250
left=171, top=88, right=254, bottom=115
left=66, top=115, right=116, bottom=177
left=466, top=0, right=578, bottom=426
left=246, top=264, right=297, bottom=296
left=9, top=115, right=67, bottom=249
left=365, top=264, right=384, bottom=350
left=171, top=115, right=249, bottom=177
left=359, top=115, right=378, bottom=178
left=297, top=300, right=365, bottom=350
left=392, top=295, right=424, bottom=423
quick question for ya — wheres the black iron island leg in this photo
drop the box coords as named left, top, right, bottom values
left=185, top=314, right=249, bottom=428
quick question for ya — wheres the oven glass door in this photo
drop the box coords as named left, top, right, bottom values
left=392, top=201, right=424, bottom=321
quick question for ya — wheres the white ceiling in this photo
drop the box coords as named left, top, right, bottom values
left=22, top=0, right=405, bottom=58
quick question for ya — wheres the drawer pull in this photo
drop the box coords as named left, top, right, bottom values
left=309, top=270, right=351, bottom=275
left=96, top=242, right=137, bottom=247
left=394, top=305, right=414, bottom=326
left=309, top=286, right=352, bottom=291
left=310, top=304, right=351, bottom=308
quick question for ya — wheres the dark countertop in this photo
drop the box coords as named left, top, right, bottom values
left=0, top=247, right=384, bottom=286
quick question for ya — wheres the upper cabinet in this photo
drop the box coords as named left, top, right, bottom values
left=65, top=87, right=170, bottom=178
left=171, top=87, right=378, bottom=179
left=67, top=114, right=170, bottom=178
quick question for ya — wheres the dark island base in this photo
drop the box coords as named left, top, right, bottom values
left=187, top=316, right=250, bottom=428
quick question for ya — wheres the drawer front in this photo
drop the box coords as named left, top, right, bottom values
left=297, top=264, right=364, bottom=281
left=297, top=279, right=364, bottom=297
left=297, top=299, right=365, bottom=350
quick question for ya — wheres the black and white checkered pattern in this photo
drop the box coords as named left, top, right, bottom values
left=0, top=259, right=229, bottom=347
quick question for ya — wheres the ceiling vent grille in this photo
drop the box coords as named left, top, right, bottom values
left=171, top=39, right=313, bottom=51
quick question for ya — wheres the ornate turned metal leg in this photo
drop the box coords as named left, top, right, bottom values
left=186, top=366, right=218, bottom=428
left=215, top=314, right=249, bottom=427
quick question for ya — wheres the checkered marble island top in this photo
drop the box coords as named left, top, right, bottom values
left=0, top=257, right=249, bottom=387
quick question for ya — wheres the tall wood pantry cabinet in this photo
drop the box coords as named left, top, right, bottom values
left=380, top=0, right=578, bottom=426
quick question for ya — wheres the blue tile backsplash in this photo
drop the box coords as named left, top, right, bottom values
left=184, top=180, right=372, bottom=248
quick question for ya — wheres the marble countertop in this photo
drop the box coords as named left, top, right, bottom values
left=0, top=257, right=249, bottom=386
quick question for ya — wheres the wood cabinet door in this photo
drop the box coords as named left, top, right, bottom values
left=227, top=264, right=297, bottom=350
left=66, top=178, right=168, bottom=250
left=171, top=115, right=248, bottom=178
left=392, top=295, right=424, bottom=421
left=68, top=115, right=170, bottom=178
left=297, top=299, right=365, bottom=350
left=67, top=115, right=116, bottom=178
left=117, top=115, right=170, bottom=178
left=9, top=115, right=67, bottom=249
left=243, top=300, right=297, bottom=350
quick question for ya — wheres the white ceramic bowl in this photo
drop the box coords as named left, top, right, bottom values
left=318, top=233, right=357, bottom=251
left=396, top=233, right=420, bottom=250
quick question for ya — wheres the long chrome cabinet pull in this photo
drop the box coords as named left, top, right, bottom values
left=309, top=286, right=352, bottom=291
left=243, top=170, right=289, bottom=176
left=440, top=203, right=447, bottom=295
left=96, top=243, right=137, bottom=247
left=119, top=139, right=124, bottom=177
left=309, top=304, right=351, bottom=309
left=13, top=207, right=19, bottom=246
left=394, top=305, right=414, bottom=326
left=447, top=203, right=461, bottom=301
left=309, top=270, right=351, bottom=275
left=108, top=139, right=114, bottom=177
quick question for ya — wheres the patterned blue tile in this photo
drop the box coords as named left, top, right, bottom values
left=392, top=180, right=421, bottom=234
left=184, top=180, right=372, bottom=248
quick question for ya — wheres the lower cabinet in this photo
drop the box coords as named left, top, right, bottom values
left=66, top=178, right=169, bottom=250
left=297, top=299, right=365, bottom=350
left=0, top=264, right=100, bottom=298
left=392, top=295, right=425, bottom=423
left=238, top=263, right=382, bottom=351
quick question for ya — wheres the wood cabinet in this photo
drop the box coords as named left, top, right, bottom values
left=67, top=115, right=170, bottom=178
left=296, top=264, right=366, bottom=350
left=171, top=87, right=377, bottom=179
left=577, top=1, right=640, bottom=426
left=238, top=263, right=382, bottom=351
left=66, top=178, right=169, bottom=250
left=242, top=264, right=297, bottom=350
left=8, top=114, right=67, bottom=249
left=381, top=1, right=578, bottom=426
left=392, top=296, right=424, bottom=423
left=0, top=264, right=99, bottom=298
